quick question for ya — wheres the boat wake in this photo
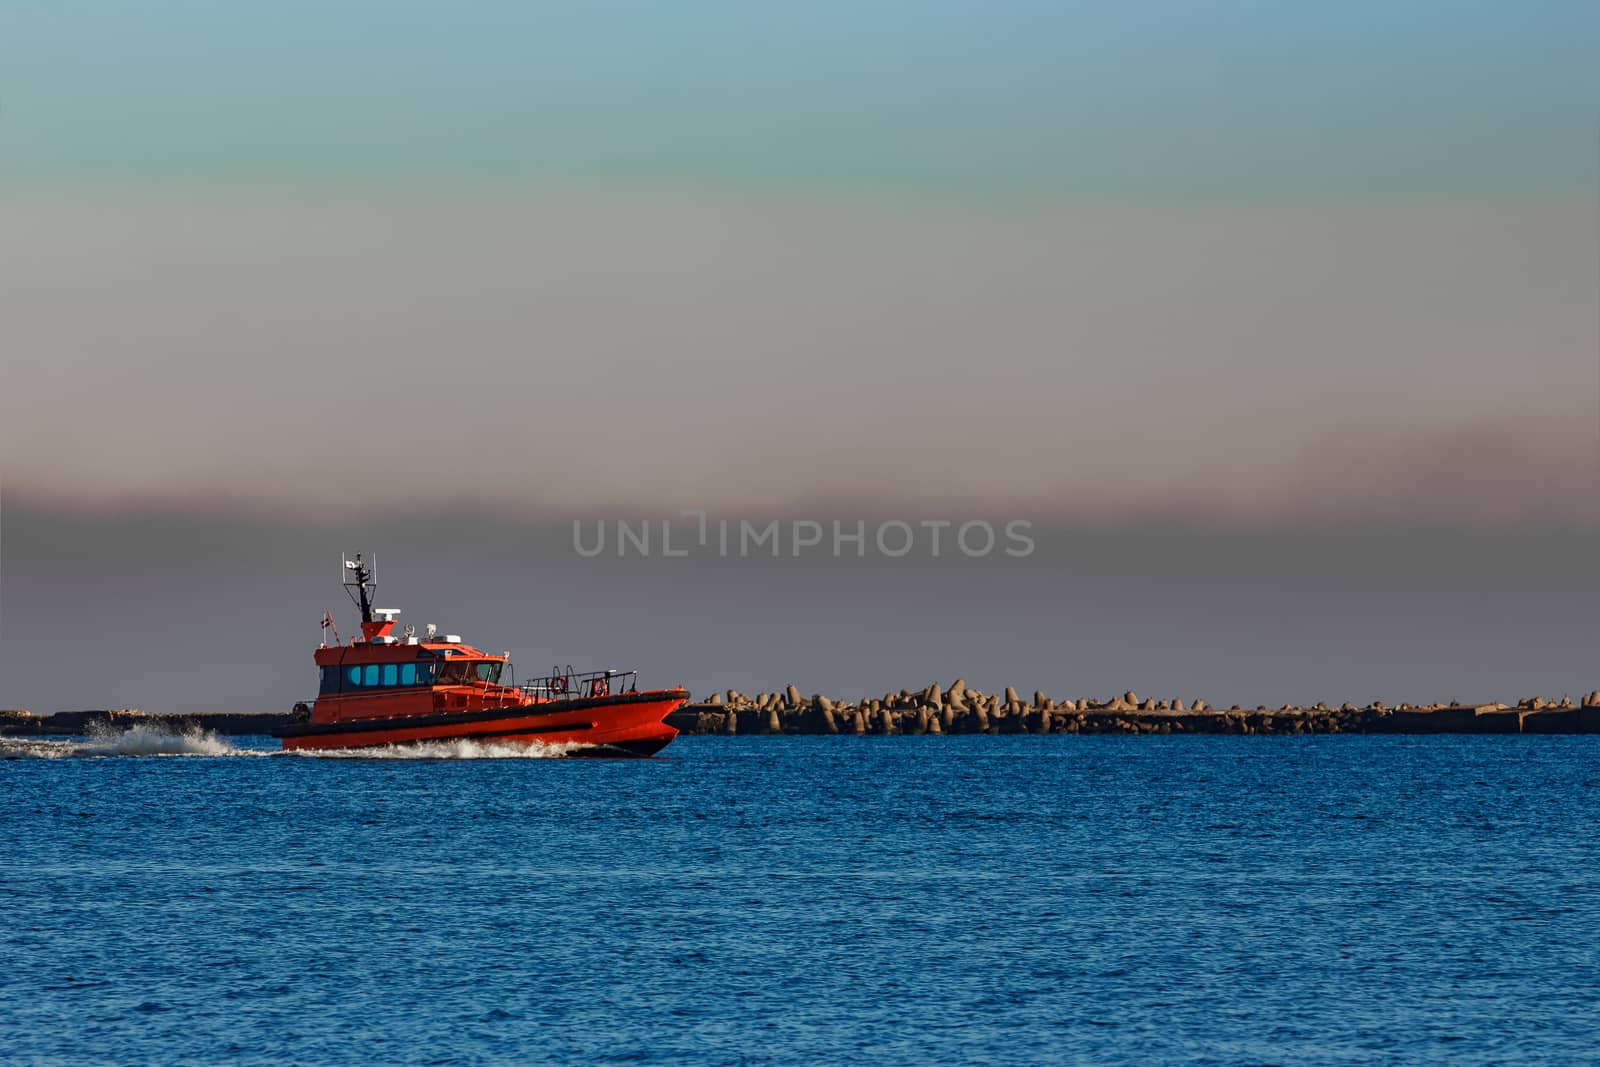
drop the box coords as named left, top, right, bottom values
left=0, top=726, right=587, bottom=760
left=90, top=722, right=251, bottom=757
left=285, top=738, right=588, bottom=759
left=0, top=723, right=256, bottom=759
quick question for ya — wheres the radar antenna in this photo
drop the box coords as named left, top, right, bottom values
left=342, top=552, right=376, bottom=624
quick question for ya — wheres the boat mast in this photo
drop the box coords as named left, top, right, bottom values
left=343, top=552, right=376, bottom=624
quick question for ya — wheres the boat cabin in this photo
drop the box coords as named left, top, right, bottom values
left=305, top=556, right=517, bottom=724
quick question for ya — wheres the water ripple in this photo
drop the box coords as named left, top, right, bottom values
left=1, top=734, right=1597, bottom=1063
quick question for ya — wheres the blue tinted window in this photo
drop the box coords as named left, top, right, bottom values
left=382, top=663, right=398, bottom=686
left=400, top=663, right=416, bottom=686
left=418, top=662, right=436, bottom=685
left=347, top=665, right=361, bottom=687
left=362, top=664, right=380, bottom=687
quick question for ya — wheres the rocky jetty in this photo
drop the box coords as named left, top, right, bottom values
left=6, top=687, right=1600, bottom=739
left=666, top=684, right=1600, bottom=736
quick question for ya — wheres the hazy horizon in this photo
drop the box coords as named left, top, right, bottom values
left=3, top=503, right=1595, bottom=714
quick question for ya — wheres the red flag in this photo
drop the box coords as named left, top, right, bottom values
left=320, top=611, right=334, bottom=629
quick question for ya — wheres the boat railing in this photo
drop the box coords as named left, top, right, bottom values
left=293, top=667, right=640, bottom=718
left=520, top=667, right=639, bottom=700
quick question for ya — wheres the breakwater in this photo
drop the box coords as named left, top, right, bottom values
left=665, top=681, right=1600, bottom=736
left=5, top=683, right=1600, bottom=739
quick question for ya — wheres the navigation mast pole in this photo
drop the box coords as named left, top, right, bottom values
left=343, top=552, right=376, bottom=624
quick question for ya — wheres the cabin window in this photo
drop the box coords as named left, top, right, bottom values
left=335, top=659, right=436, bottom=689
left=435, top=661, right=470, bottom=685
left=434, top=660, right=502, bottom=685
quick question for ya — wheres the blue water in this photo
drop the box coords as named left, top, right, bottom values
left=2, top=734, right=1597, bottom=1065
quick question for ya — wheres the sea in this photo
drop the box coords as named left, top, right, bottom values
left=2, top=731, right=1597, bottom=1065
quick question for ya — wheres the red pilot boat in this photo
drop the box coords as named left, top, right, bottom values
left=274, top=553, right=687, bottom=756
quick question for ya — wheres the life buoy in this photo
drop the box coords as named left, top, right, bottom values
left=549, top=675, right=568, bottom=695
left=590, top=677, right=610, bottom=698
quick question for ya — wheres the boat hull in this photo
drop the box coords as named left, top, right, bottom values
left=273, top=690, right=686, bottom=757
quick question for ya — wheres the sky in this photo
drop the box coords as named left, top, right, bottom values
left=1, top=2, right=1597, bottom=710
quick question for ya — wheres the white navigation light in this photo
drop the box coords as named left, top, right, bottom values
left=345, top=559, right=360, bottom=570
left=426, top=623, right=438, bottom=639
